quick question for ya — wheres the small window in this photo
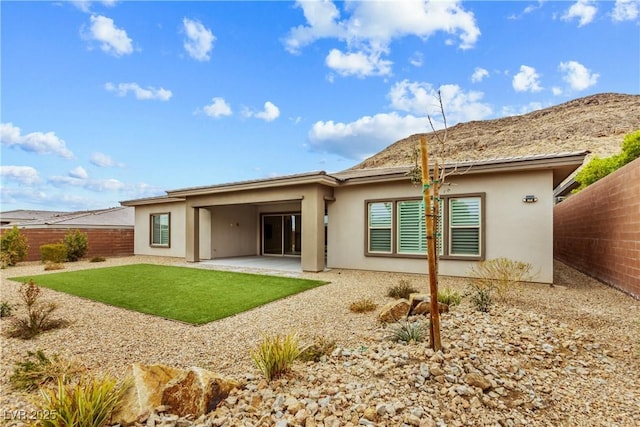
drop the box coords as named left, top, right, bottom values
left=368, top=202, right=392, bottom=253
left=150, top=213, right=170, bottom=247
left=448, top=197, right=481, bottom=256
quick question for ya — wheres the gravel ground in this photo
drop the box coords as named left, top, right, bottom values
left=1, top=256, right=639, bottom=426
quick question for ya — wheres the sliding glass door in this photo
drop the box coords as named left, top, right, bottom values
left=262, top=214, right=301, bottom=256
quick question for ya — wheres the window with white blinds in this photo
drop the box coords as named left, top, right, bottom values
left=449, top=197, right=481, bottom=256
left=368, top=202, right=392, bottom=253
left=151, top=213, right=170, bottom=247
left=397, top=200, right=443, bottom=255
left=366, top=194, right=483, bottom=259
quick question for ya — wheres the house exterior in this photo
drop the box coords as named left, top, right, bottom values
left=121, top=151, right=588, bottom=284
left=0, top=207, right=135, bottom=261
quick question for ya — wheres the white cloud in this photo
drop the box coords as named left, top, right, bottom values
left=409, top=52, right=423, bottom=67
left=1, top=122, right=74, bottom=159
left=512, top=65, right=543, bottom=92
left=285, top=0, right=480, bottom=77
left=203, top=97, right=232, bottom=118
left=325, top=48, right=392, bottom=77
left=69, top=166, right=89, bottom=179
left=86, top=14, right=133, bottom=56
left=0, top=166, right=41, bottom=185
left=105, top=82, right=172, bottom=101
left=388, top=80, right=493, bottom=123
left=471, top=67, right=489, bottom=83
left=552, top=86, right=563, bottom=96
left=308, top=112, right=427, bottom=160
left=562, top=0, right=597, bottom=27
left=244, top=101, right=281, bottom=122
left=183, top=18, right=215, bottom=61
left=308, top=80, right=492, bottom=160
left=73, top=1, right=118, bottom=13
left=612, top=0, right=639, bottom=21
left=559, top=60, right=599, bottom=90
left=49, top=175, right=126, bottom=192
left=90, top=152, right=120, bottom=167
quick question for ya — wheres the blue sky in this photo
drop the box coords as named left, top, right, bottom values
left=1, top=0, right=639, bottom=212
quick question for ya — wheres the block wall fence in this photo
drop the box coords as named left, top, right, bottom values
left=554, top=157, right=640, bottom=299
left=0, top=228, right=134, bottom=262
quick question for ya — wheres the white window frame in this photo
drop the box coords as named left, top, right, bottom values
left=367, top=202, right=393, bottom=254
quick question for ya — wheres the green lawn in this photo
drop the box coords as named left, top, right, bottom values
left=9, top=264, right=328, bottom=325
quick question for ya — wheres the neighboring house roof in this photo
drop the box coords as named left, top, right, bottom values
left=0, top=210, right=70, bottom=226
left=120, top=151, right=589, bottom=206
left=0, top=207, right=134, bottom=229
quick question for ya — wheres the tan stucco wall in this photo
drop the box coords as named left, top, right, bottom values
left=327, top=170, right=554, bottom=283
left=210, top=205, right=258, bottom=258
left=132, top=203, right=211, bottom=259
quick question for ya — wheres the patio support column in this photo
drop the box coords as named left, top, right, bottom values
left=186, top=205, right=200, bottom=262
left=301, top=187, right=325, bottom=272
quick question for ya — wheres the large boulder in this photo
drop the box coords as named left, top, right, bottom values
left=112, top=363, right=182, bottom=426
left=378, top=299, right=411, bottom=323
left=112, top=364, right=239, bottom=425
left=162, top=367, right=239, bottom=417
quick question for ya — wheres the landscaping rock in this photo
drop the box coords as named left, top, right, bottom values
left=162, top=367, right=239, bottom=418
left=378, top=299, right=411, bottom=322
left=411, top=300, right=449, bottom=315
left=112, top=363, right=182, bottom=425
left=464, top=372, right=492, bottom=391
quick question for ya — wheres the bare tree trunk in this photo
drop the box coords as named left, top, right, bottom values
left=420, top=135, right=442, bottom=351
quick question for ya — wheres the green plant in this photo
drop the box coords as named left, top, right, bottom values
left=251, top=333, right=302, bottom=381
left=469, top=257, right=535, bottom=300
left=0, top=300, right=13, bottom=317
left=40, top=243, right=68, bottom=264
left=574, top=130, right=640, bottom=192
left=349, top=298, right=377, bottom=313
left=385, top=321, right=428, bottom=343
left=9, top=350, right=83, bottom=392
left=63, top=229, right=89, bottom=262
left=466, top=282, right=493, bottom=313
left=299, top=335, right=337, bottom=362
left=89, top=256, right=106, bottom=263
left=386, top=279, right=418, bottom=299
left=438, top=287, right=462, bottom=306
left=37, top=374, right=128, bottom=427
left=7, top=279, right=66, bottom=339
left=0, top=226, right=29, bottom=267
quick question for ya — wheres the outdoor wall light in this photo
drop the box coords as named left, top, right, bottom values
left=523, top=195, right=538, bottom=203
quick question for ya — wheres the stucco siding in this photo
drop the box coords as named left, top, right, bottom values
left=211, top=205, right=258, bottom=258
left=327, top=170, right=553, bottom=282
left=132, top=202, right=186, bottom=258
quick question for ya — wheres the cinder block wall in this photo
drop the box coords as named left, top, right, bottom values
left=0, top=228, right=134, bottom=262
left=554, top=157, right=640, bottom=299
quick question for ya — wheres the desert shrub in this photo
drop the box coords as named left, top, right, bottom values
left=466, top=282, right=494, bottom=313
left=438, top=287, right=462, bottom=306
left=349, top=298, right=377, bottom=313
left=89, top=256, right=106, bottom=263
left=44, top=262, right=65, bottom=271
left=1, top=301, right=13, bottom=317
left=251, top=333, right=302, bottom=382
left=40, top=243, right=68, bottom=264
left=386, top=279, right=418, bottom=299
left=0, top=226, right=29, bottom=267
left=469, top=257, right=535, bottom=300
left=7, top=280, right=66, bottom=339
left=37, top=374, right=128, bottom=427
left=385, top=321, right=428, bottom=343
left=63, top=229, right=89, bottom=262
left=299, top=335, right=336, bottom=362
left=10, top=350, right=83, bottom=392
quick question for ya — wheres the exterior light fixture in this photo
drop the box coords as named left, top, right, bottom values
left=522, top=195, right=538, bottom=203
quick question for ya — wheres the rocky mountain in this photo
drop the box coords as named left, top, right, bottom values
left=351, top=93, right=640, bottom=170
